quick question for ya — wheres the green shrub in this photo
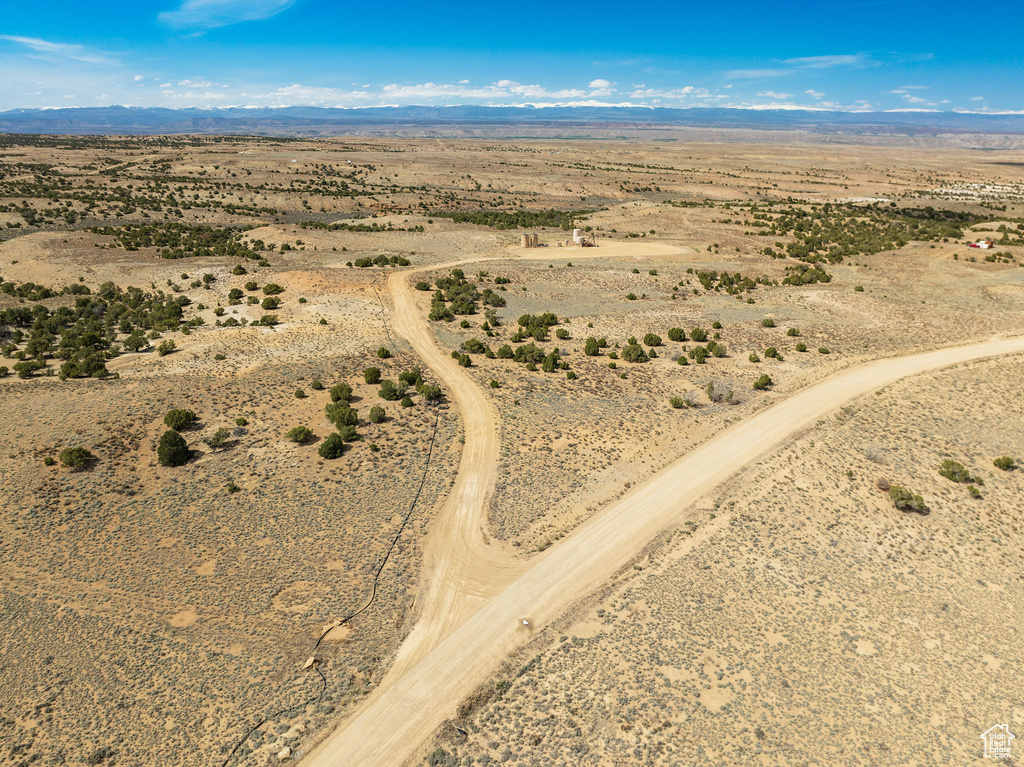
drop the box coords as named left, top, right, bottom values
left=244, top=280, right=258, bottom=291
left=643, top=333, right=662, bottom=347
left=400, top=395, right=414, bottom=407
left=818, top=347, right=830, bottom=354
left=156, top=339, right=176, bottom=356
left=889, top=484, right=927, bottom=513
left=690, top=327, right=707, bottom=342
left=795, top=342, right=807, bottom=352
left=748, top=352, right=760, bottom=363
left=854, top=285, right=864, bottom=292
left=43, top=455, right=56, bottom=466
left=369, top=405, right=386, bottom=423
left=158, top=430, right=190, bottom=466
left=378, top=380, right=402, bottom=401
left=489, top=379, right=500, bottom=388
left=262, top=283, right=285, bottom=295
left=420, top=384, right=442, bottom=402
left=764, top=346, right=778, bottom=359
left=753, top=374, right=773, bottom=390
left=330, top=382, right=353, bottom=402
left=399, top=368, right=422, bottom=386
left=787, top=327, right=800, bottom=336
left=325, top=401, right=358, bottom=427
left=566, top=371, right=577, bottom=380
left=364, top=366, right=381, bottom=384
left=938, top=459, right=972, bottom=483
left=235, top=417, right=248, bottom=426
left=203, top=428, right=230, bottom=451
left=295, top=388, right=307, bottom=398
left=377, top=347, right=391, bottom=359
left=164, top=408, right=198, bottom=431
left=310, top=379, right=324, bottom=390
left=712, top=321, right=722, bottom=329
left=318, top=433, right=345, bottom=459
left=670, top=397, right=684, bottom=409
left=232, top=264, right=247, bottom=275
left=59, top=446, right=93, bottom=471
left=415, top=281, right=431, bottom=291
left=261, top=296, right=280, bottom=310
left=621, top=344, right=649, bottom=363
left=762, top=318, right=776, bottom=328
left=667, top=327, right=685, bottom=342
left=555, top=328, right=569, bottom=339
left=286, top=426, right=313, bottom=443
left=338, top=424, right=359, bottom=441
left=994, top=456, right=1017, bottom=471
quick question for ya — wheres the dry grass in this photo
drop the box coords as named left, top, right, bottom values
left=1, top=135, right=1023, bottom=764
left=430, top=356, right=1024, bottom=765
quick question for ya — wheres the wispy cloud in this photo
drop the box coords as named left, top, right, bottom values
left=757, top=91, right=792, bottom=100
left=628, top=85, right=714, bottom=100
left=725, top=68, right=794, bottom=79
left=158, top=0, right=300, bottom=29
left=0, top=35, right=117, bottom=65
left=784, top=53, right=873, bottom=69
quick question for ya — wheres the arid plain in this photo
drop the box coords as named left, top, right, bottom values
left=0, top=134, right=1022, bottom=765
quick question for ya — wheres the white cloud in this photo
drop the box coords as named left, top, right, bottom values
left=971, top=96, right=984, bottom=101
left=725, top=68, right=794, bottom=79
left=133, top=75, right=144, bottom=82
left=0, top=35, right=117, bottom=65
left=380, top=80, right=587, bottom=102
left=784, top=53, right=872, bottom=69
left=256, top=84, right=374, bottom=106
left=805, top=89, right=824, bottom=100
left=757, top=91, right=792, bottom=99
left=628, top=85, right=709, bottom=99
left=158, top=0, right=299, bottom=29
left=588, top=79, right=612, bottom=89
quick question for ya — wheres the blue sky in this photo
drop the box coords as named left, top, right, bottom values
left=2, top=0, right=1021, bottom=112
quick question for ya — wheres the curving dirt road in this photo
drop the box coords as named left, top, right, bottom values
left=383, top=261, right=524, bottom=680
left=305, top=268, right=1024, bottom=767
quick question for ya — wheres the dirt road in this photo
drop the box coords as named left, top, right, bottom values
left=383, top=262, right=523, bottom=680
left=304, top=323, right=1024, bottom=766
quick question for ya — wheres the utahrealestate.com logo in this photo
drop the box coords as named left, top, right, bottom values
left=980, top=724, right=1015, bottom=759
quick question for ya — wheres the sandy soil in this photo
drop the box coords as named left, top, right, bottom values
left=435, top=354, right=1024, bottom=765
left=2, top=135, right=1023, bottom=766
left=303, top=337, right=1024, bottom=767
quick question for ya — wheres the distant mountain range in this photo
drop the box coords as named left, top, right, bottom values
left=2, top=105, right=1024, bottom=138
